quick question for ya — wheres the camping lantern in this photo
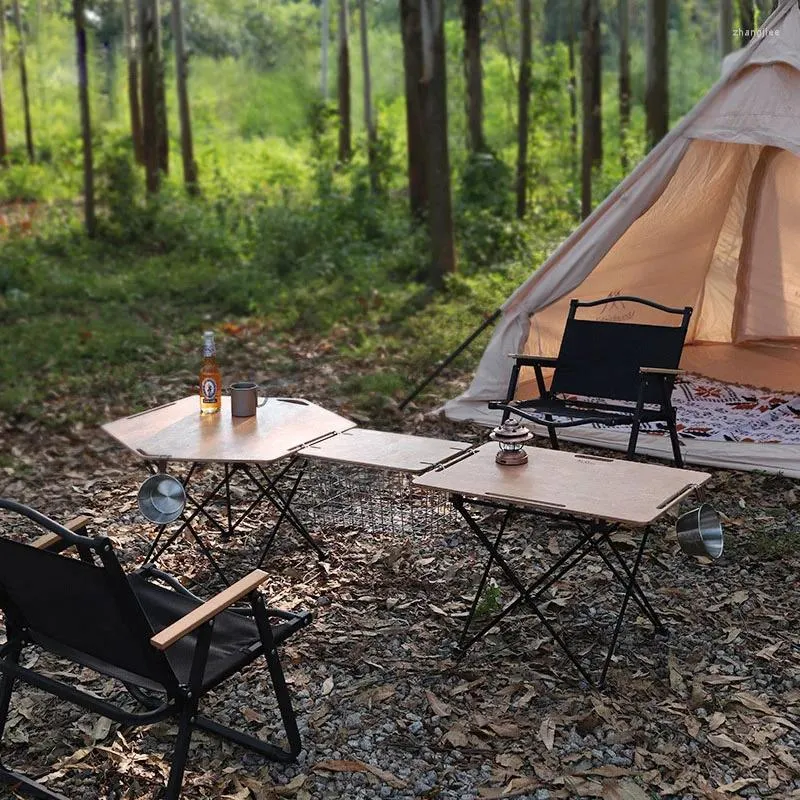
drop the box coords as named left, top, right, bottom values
left=490, top=419, right=533, bottom=466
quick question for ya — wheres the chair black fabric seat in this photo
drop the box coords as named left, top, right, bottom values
left=0, top=499, right=312, bottom=800
left=511, top=398, right=670, bottom=426
left=491, top=297, right=692, bottom=467
left=128, top=575, right=297, bottom=691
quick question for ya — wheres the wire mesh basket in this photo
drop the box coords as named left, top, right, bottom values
left=296, top=461, right=455, bottom=537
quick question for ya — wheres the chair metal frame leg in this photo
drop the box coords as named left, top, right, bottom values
left=660, top=380, right=684, bottom=468
left=0, top=768, right=71, bottom=800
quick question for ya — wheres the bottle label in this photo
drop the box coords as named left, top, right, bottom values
left=201, top=377, right=219, bottom=403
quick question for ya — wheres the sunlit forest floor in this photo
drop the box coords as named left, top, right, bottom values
left=1, top=319, right=798, bottom=800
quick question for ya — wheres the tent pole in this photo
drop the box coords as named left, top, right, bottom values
left=399, top=308, right=502, bottom=410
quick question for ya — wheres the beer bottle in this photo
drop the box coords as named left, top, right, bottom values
left=199, top=331, right=222, bottom=414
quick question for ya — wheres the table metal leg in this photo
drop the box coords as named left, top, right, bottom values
left=247, top=462, right=326, bottom=562
left=588, top=527, right=667, bottom=634
left=598, top=527, right=651, bottom=687
left=453, top=498, right=597, bottom=687
left=140, top=457, right=322, bottom=582
left=452, top=497, right=664, bottom=689
left=455, top=502, right=512, bottom=652
left=255, top=466, right=311, bottom=566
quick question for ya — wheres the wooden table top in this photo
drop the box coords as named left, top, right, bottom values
left=102, top=396, right=355, bottom=464
left=413, top=443, right=710, bottom=526
left=298, top=428, right=472, bottom=474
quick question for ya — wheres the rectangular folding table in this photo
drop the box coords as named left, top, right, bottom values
left=102, top=396, right=355, bottom=584
left=414, top=443, right=710, bottom=687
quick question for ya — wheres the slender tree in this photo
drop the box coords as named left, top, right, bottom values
left=567, top=0, right=577, bottom=173
left=645, top=0, right=668, bottom=149
left=618, top=0, right=630, bottom=171
left=337, top=0, right=351, bottom=162
left=154, top=0, right=168, bottom=174
left=740, top=0, right=754, bottom=45
left=73, top=0, right=95, bottom=236
left=0, top=10, right=6, bottom=165
left=720, top=0, right=733, bottom=57
left=421, top=0, right=456, bottom=286
left=122, top=0, right=144, bottom=163
left=358, top=0, right=378, bottom=192
left=0, top=0, right=6, bottom=70
left=172, top=0, right=197, bottom=192
left=400, top=0, right=427, bottom=219
left=13, top=0, right=34, bottom=162
left=321, top=0, right=330, bottom=99
left=462, top=0, right=485, bottom=153
left=515, top=0, right=531, bottom=219
left=140, top=0, right=159, bottom=192
left=580, top=0, right=600, bottom=218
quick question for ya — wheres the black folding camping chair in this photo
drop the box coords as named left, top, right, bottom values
left=490, top=296, right=692, bottom=467
left=0, top=499, right=312, bottom=800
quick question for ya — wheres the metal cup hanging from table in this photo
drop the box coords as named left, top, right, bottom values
left=675, top=503, right=724, bottom=559
left=490, top=419, right=534, bottom=466
left=138, top=474, right=187, bottom=524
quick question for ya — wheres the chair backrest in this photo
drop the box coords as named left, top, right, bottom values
left=550, top=297, right=692, bottom=404
left=0, top=500, right=177, bottom=692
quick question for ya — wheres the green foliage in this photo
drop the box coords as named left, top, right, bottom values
left=475, top=580, right=503, bottom=618
left=0, top=0, right=727, bottom=423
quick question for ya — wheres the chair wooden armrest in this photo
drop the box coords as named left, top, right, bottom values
left=639, top=367, right=684, bottom=376
left=150, top=569, right=270, bottom=651
left=508, top=354, right=560, bottom=366
left=32, top=515, right=92, bottom=550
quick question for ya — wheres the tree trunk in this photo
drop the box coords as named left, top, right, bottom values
left=321, top=0, right=329, bottom=99
left=154, top=0, right=168, bottom=175
left=567, top=0, right=577, bottom=174
left=0, top=14, right=6, bottom=165
left=337, top=0, right=351, bottom=162
left=0, top=0, right=6, bottom=71
left=73, top=0, right=95, bottom=236
left=140, top=0, right=159, bottom=192
left=515, top=0, right=531, bottom=219
left=358, top=0, right=378, bottom=192
left=645, top=0, right=668, bottom=150
left=421, top=0, right=456, bottom=287
left=618, top=0, right=630, bottom=171
left=580, top=0, right=600, bottom=219
left=122, top=0, right=144, bottom=163
left=740, top=0, right=754, bottom=45
left=103, top=38, right=116, bottom=118
left=172, top=0, right=197, bottom=193
left=462, top=0, right=485, bottom=153
left=400, top=0, right=427, bottom=219
left=719, top=0, right=733, bottom=57
left=13, top=0, right=34, bottom=162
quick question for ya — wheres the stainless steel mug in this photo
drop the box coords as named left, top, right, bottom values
left=230, top=382, right=268, bottom=417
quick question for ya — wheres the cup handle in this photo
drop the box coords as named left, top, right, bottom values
left=257, top=396, right=269, bottom=407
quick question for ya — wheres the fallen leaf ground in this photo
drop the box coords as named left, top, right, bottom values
left=0, top=333, right=798, bottom=800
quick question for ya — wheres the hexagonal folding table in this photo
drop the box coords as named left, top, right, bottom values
left=103, top=396, right=355, bottom=584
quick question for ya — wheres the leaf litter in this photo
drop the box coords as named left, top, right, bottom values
left=0, top=333, right=798, bottom=798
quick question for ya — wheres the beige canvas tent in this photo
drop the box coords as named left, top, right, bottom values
left=445, top=0, right=800, bottom=476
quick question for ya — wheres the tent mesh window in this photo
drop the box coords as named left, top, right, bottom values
left=297, top=462, right=454, bottom=536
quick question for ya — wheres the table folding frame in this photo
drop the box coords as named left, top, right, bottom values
left=452, top=494, right=668, bottom=689
left=143, top=456, right=323, bottom=587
